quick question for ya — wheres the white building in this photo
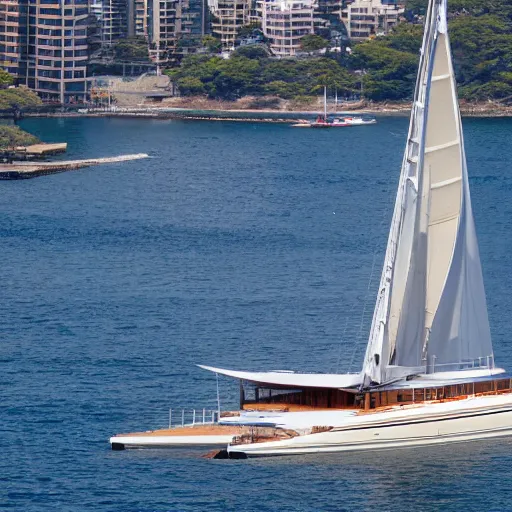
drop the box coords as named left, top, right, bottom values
left=261, top=0, right=314, bottom=57
left=341, top=0, right=404, bottom=41
left=208, top=0, right=253, bottom=50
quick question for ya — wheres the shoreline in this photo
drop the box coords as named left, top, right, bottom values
left=13, top=96, right=512, bottom=122
left=22, top=103, right=512, bottom=122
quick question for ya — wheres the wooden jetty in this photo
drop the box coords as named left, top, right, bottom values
left=23, top=142, right=67, bottom=157
left=0, top=153, right=148, bottom=179
left=0, top=142, right=68, bottom=162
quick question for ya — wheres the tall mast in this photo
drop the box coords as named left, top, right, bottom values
left=324, top=85, right=327, bottom=121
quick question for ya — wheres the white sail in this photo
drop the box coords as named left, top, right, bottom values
left=363, top=0, right=493, bottom=385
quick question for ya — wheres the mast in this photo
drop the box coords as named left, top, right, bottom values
left=324, top=85, right=327, bottom=121
left=362, top=0, right=493, bottom=385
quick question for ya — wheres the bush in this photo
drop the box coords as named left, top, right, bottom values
left=0, top=125, right=40, bottom=148
left=300, top=35, right=329, bottom=53
left=246, top=96, right=281, bottom=109
left=177, top=76, right=206, bottom=95
left=232, top=45, right=269, bottom=60
left=0, top=87, right=42, bottom=110
left=113, top=37, right=149, bottom=61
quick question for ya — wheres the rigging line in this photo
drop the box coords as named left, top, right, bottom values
left=331, top=212, right=389, bottom=374
left=347, top=181, right=398, bottom=373
left=348, top=230, right=382, bottom=372
left=333, top=298, right=359, bottom=373
left=215, top=372, right=221, bottom=420
left=330, top=204, right=392, bottom=374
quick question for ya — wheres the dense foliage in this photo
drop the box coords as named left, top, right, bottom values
left=168, top=0, right=512, bottom=102
left=300, top=35, right=329, bottom=53
left=113, top=37, right=150, bottom=61
left=0, top=125, right=40, bottom=148
left=349, top=24, right=421, bottom=101
left=0, top=87, right=42, bottom=110
left=166, top=53, right=357, bottom=100
left=201, top=35, right=221, bottom=53
left=401, top=0, right=512, bottom=100
left=0, top=69, right=14, bottom=88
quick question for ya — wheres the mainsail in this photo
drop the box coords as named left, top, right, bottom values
left=362, top=0, right=493, bottom=384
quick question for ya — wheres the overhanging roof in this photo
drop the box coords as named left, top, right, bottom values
left=198, top=365, right=363, bottom=390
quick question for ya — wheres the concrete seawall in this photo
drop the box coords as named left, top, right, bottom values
left=0, top=153, right=149, bottom=180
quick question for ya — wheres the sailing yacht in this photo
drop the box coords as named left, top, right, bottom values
left=110, top=0, right=512, bottom=456
left=292, top=86, right=376, bottom=128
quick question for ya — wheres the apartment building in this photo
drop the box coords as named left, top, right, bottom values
left=134, top=0, right=148, bottom=36
left=90, top=0, right=128, bottom=46
left=179, top=0, right=209, bottom=52
left=261, top=0, right=314, bottom=57
left=147, top=0, right=179, bottom=65
left=208, top=0, right=252, bottom=50
left=0, top=0, right=24, bottom=77
left=0, top=0, right=90, bottom=103
left=148, top=0, right=209, bottom=65
left=341, top=0, right=404, bottom=40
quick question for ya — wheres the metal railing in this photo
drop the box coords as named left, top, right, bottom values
left=421, top=354, right=496, bottom=374
left=168, top=408, right=220, bottom=429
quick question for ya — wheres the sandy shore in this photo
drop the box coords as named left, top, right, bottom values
left=134, top=96, right=512, bottom=118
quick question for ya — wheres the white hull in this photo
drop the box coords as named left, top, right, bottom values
left=110, top=434, right=235, bottom=449
left=228, top=395, right=512, bottom=457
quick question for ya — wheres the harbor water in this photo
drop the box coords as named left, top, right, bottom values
left=2, top=116, right=512, bottom=511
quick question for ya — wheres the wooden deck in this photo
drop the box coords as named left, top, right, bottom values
left=242, top=403, right=333, bottom=412
left=115, top=424, right=244, bottom=438
left=109, top=423, right=300, bottom=450
left=23, top=143, right=67, bottom=155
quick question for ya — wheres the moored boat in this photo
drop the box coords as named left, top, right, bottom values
left=336, top=116, right=377, bottom=126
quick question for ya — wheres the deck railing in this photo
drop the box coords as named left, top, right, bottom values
left=168, top=408, right=219, bottom=429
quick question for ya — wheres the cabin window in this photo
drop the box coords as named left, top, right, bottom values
left=240, top=382, right=356, bottom=409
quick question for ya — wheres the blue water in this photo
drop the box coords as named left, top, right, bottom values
left=2, top=116, right=512, bottom=511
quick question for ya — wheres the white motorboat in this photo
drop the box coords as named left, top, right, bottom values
left=111, top=0, right=512, bottom=457
left=335, top=116, right=377, bottom=126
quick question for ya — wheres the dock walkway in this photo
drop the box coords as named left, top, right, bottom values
left=0, top=153, right=148, bottom=179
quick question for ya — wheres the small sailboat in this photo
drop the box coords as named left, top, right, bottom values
left=111, top=0, right=512, bottom=456
left=292, top=87, right=363, bottom=128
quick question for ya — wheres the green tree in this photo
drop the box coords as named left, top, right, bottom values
left=212, top=57, right=260, bottom=99
left=349, top=38, right=419, bottom=100
left=0, top=125, right=39, bottom=148
left=263, top=80, right=300, bottom=99
left=177, top=76, right=206, bottom=95
left=202, top=35, right=222, bottom=53
left=232, top=45, right=269, bottom=60
left=405, top=0, right=427, bottom=15
left=0, top=87, right=42, bottom=110
left=113, top=37, right=149, bottom=61
left=0, top=69, right=14, bottom=88
left=300, top=35, right=329, bottom=53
